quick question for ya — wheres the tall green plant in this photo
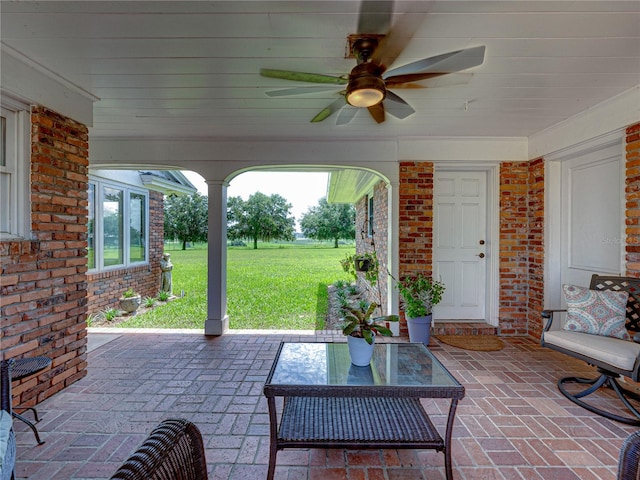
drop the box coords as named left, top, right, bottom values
left=395, top=273, right=445, bottom=318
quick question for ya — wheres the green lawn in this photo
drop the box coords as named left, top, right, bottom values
left=116, top=242, right=354, bottom=329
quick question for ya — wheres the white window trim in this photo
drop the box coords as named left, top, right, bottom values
left=0, top=102, right=31, bottom=240
left=88, top=176, right=149, bottom=272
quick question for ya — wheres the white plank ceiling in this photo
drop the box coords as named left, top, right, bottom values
left=1, top=0, right=639, bottom=141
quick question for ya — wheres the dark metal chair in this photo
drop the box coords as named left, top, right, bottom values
left=541, top=274, right=640, bottom=425
left=618, top=430, right=640, bottom=480
left=110, top=418, right=208, bottom=480
left=0, top=360, right=16, bottom=480
left=10, top=357, right=51, bottom=445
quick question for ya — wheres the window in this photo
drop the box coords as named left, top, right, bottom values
left=88, top=178, right=148, bottom=271
left=129, top=192, right=146, bottom=263
left=88, top=184, right=95, bottom=269
left=0, top=105, right=29, bottom=239
left=367, top=194, right=374, bottom=237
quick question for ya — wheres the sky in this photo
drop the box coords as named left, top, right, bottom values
left=183, top=170, right=330, bottom=227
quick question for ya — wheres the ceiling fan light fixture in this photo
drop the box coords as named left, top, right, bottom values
left=346, top=63, right=386, bottom=108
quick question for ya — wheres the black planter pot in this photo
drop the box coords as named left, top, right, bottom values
left=354, top=257, right=371, bottom=272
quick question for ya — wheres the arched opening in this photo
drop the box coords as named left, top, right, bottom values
left=201, top=164, right=398, bottom=336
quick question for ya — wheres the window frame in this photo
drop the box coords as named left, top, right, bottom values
left=88, top=176, right=149, bottom=272
left=0, top=102, right=30, bottom=240
left=367, top=192, right=374, bottom=238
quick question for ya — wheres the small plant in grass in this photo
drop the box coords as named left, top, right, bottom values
left=334, top=279, right=349, bottom=289
left=103, top=308, right=119, bottom=322
left=143, top=297, right=156, bottom=308
left=157, top=290, right=170, bottom=302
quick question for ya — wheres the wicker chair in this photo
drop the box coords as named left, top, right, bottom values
left=618, top=430, right=640, bottom=480
left=0, top=360, right=16, bottom=480
left=110, top=418, right=208, bottom=480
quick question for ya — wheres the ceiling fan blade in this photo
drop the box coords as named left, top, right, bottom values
left=383, top=45, right=486, bottom=78
left=265, top=86, right=342, bottom=97
left=371, top=11, right=426, bottom=71
left=367, top=103, right=385, bottom=124
left=385, top=72, right=447, bottom=87
left=383, top=91, right=415, bottom=119
left=311, top=96, right=347, bottom=123
left=357, top=0, right=393, bottom=34
left=336, top=106, right=358, bottom=125
left=386, top=72, right=473, bottom=88
left=260, top=69, right=348, bottom=85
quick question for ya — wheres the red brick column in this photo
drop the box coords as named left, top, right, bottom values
left=499, top=162, right=529, bottom=335
left=499, top=158, right=544, bottom=337
left=527, top=158, right=545, bottom=338
left=0, top=106, right=89, bottom=406
left=626, top=122, right=640, bottom=277
left=398, top=162, right=434, bottom=336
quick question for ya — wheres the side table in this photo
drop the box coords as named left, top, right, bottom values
left=11, top=357, right=51, bottom=445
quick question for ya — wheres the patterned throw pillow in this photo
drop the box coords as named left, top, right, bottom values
left=562, top=284, right=630, bottom=340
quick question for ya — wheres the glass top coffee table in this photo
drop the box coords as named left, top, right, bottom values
left=263, top=342, right=465, bottom=480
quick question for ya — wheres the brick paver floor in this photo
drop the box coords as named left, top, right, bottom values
left=11, top=329, right=639, bottom=479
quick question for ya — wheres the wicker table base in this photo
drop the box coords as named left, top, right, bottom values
left=279, top=396, right=443, bottom=447
left=263, top=343, right=465, bottom=480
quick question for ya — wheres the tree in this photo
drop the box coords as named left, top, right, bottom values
left=300, top=197, right=356, bottom=247
left=227, top=192, right=295, bottom=249
left=164, top=192, right=208, bottom=250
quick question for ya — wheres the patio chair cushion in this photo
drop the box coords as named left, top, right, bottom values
left=0, top=411, right=15, bottom=480
left=562, top=284, right=630, bottom=340
left=543, top=329, right=640, bottom=372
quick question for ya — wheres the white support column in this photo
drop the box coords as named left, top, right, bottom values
left=205, top=179, right=229, bottom=335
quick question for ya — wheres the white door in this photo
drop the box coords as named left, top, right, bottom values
left=559, top=140, right=624, bottom=297
left=433, top=171, right=487, bottom=320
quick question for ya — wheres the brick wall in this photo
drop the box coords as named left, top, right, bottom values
left=0, top=106, right=89, bottom=407
left=498, top=159, right=544, bottom=336
left=86, top=190, right=165, bottom=315
left=398, top=162, right=434, bottom=336
left=354, top=181, right=389, bottom=312
left=626, top=122, right=640, bottom=277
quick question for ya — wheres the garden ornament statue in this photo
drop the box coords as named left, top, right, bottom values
left=160, top=253, right=173, bottom=295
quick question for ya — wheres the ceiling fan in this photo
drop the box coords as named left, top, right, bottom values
left=260, top=1, right=485, bottom=125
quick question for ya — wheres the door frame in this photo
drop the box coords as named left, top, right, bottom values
left=544, top=130, right=626, bottom=309
left=433, top=162, right=500, bottom=327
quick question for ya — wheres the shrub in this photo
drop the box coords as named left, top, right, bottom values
left=143, top=297, right=156, bottom=308
left=103, top=308, right=119, bottom=322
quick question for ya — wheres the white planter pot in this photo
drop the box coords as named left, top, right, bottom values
left=347, top=334, right=375, bottom=366
left=406, top=314, right=433, bottom=344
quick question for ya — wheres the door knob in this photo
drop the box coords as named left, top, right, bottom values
left=479, top=240, right=485, bottom=245
left=476, top=253, right=485, bottom=258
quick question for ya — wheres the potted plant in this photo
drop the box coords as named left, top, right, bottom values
left=340, top=300, right=398, bottom=366
left=340, top=251, right=380, bottom=286
left=119, top=288, right=141, bottom=314
left=395, top=274, right=446, bottom=344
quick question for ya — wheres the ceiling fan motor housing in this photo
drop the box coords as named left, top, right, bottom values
left=346, top=62, right=386, bottom=107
